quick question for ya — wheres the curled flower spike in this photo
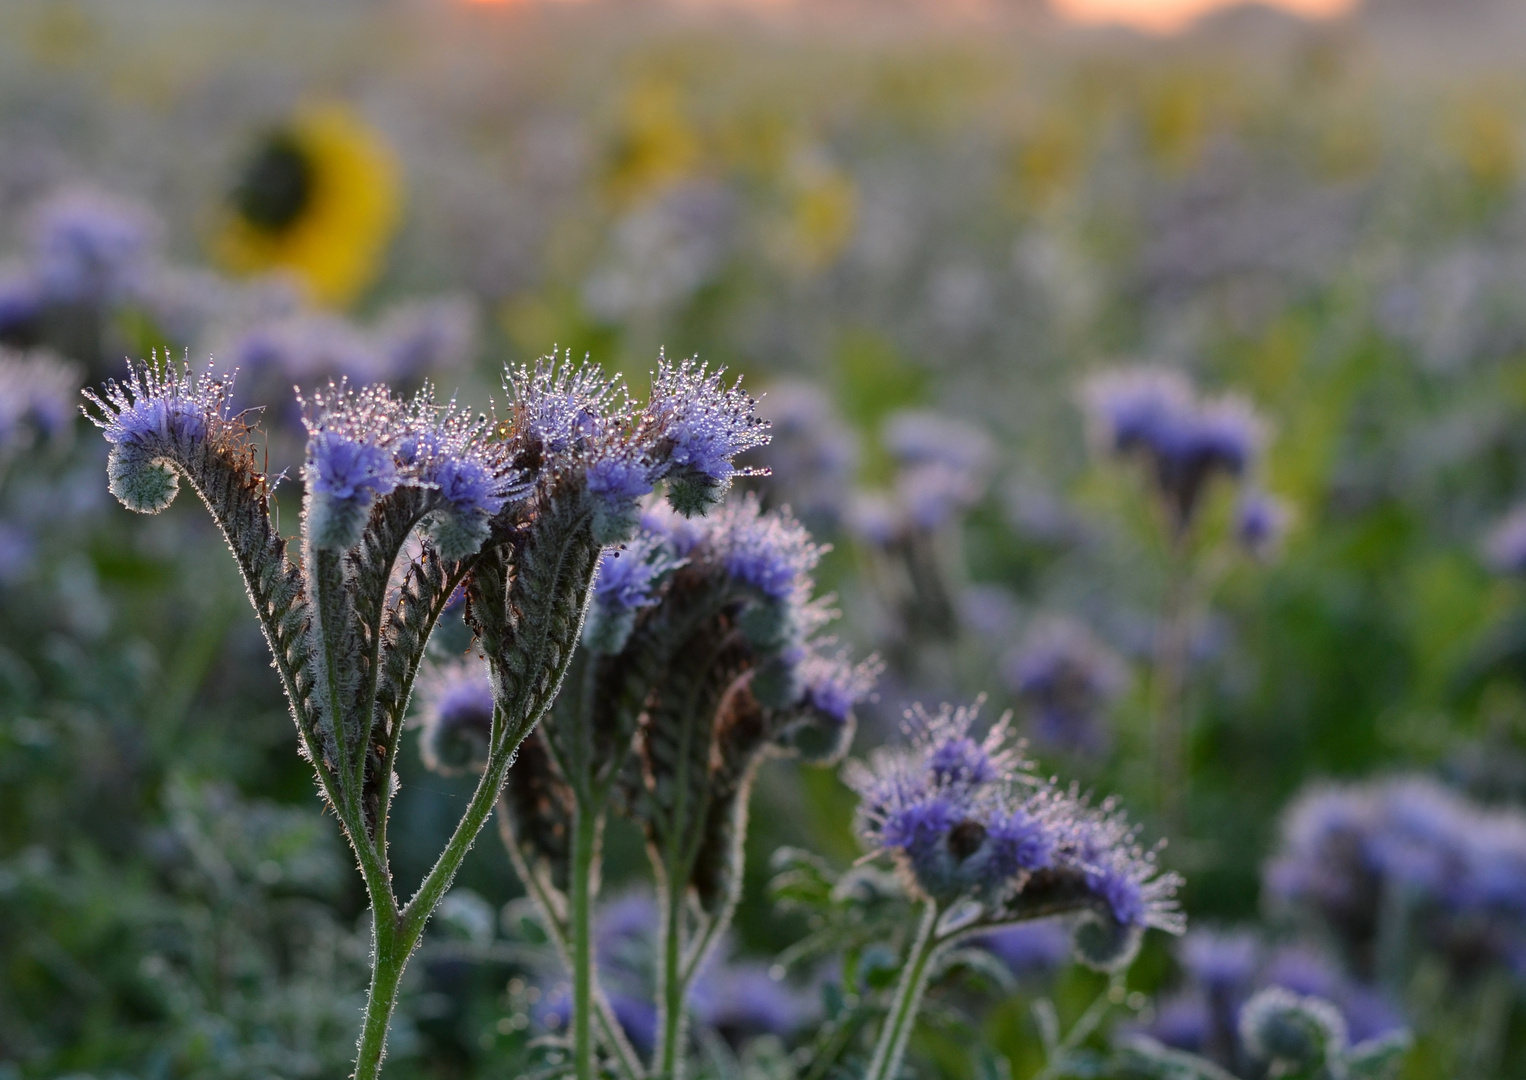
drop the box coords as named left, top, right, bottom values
left=83, top=356, right=239, bottom=513
left=397, top=395, right=523, bottom=559
left=648, top=355, right=770, bottom=514
left=708, top=495, right=824, bottom=650
left=845, top=702, right=1182, bottom=948
left=417, top=657, right=497, bottom=775
left=587, top=451, right=656, bottom=544
left=779, top=650, right=881, bottom=763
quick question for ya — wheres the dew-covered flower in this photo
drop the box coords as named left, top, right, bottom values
left=1082, top=367, right=1266, bottom=533
left=82, top=357, right=238, bottom=513
left=26, top=188, right=160, bottom=305
left=712, top=494, right=823, bottom=604
left=1484, top=505, right=1526, bottom=575
left=301, top=384, right=406, bottom=550
left=845, top=702, right=1181, bottom=944
left=417, top=657, right=497, bottom=775
left=509, top=357, right=628, bottom=463
left=1004, top=617, right=1128, bottom=755
left=647, top=356, right=770, bottom=513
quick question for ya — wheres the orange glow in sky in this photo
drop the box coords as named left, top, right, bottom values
left=460, top=0, right=1360, bottom=34
left=1051, top=0, right=1355, bottom=33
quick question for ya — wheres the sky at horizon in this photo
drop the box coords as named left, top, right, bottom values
left=463, top=0, right=1359, bottom=34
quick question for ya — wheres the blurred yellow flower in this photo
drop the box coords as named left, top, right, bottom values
left=603, top=79, right=703, bottom=209
left=213, top=105, right=402, bottom=307
left=778, top=160, right=857, bottom=274
left=1446, top=97, right=1519, bottom=194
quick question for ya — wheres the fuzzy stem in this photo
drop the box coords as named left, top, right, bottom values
left=1152, top=540, right=1193, bottom=835
left=570, top=799, right=600, bottom=1080
left=655, top=877, right=689, bottom=1080
left=353, top=906, right=407, bottom=1080
left=864, top=900, right=941, bottom=1080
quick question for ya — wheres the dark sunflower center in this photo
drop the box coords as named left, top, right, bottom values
left=232, top=134, right=313, bottom=233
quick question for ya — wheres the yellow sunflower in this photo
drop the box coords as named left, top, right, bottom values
left=213, top=104, right=402, bottom=308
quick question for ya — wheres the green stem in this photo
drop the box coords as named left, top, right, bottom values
left=570, top=799, right=600, bottom=1080
left=655, top=878, right=688, bottom=1080
left=1152, top=542, right=1192, bottom=835
left=353, top=907, right=407, bottom=1080
left=864, top=900, right=941, bottom=1080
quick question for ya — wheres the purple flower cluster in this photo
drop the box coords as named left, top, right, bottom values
left=1140, top=929, right=1404, bottom=1072
left=585, top=532, right=686, bottom=654
left=0, top=349, right=81, bottom=453
left=646, top=356, right=770, bottom=514
left=754, top=380, right=858, bottom=529
left=1267, top=776, right=1526, bottom=982
left=1483, top=505, right=1526, bottom=575
left=301, top=381, right=520, bottom=554
left=416, top=657, right=497, bottom=774
left=1082, top=366, right=1266, bottom=534
left=845, top=702, right=1182, bottom=939
left=1003, top=617, right=1128, bottom=755
left=533, top=890, right=815, bottom=1053
left=26, top=188, right=160, bottom=305
left=1236, top=491, right=1293, bottom=560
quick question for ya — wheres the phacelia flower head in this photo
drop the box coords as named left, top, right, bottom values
left=647, top=355, right=770, bottom=515
left=1484, top=504, right=1526, bottom=575
left=709, top=495, right=825, bottom=648
left=777, top=649, right=881, bottom=763
left=27, top=187, right=160, bottom=305
left=395, top=395, right=522, bottom=559
left=83, top=356, right=238, bottom=513
left=882, top=409, right=996, bottom=532
left=1004, top=617, right=1129, bottom=755
left=846, top=701, right=1180, bottom=940
left=417, top=657, right=497, bottom=775
left=301, top=382, right=406, bottom=550
left=509, top=355, right=628, bottom=466
left=584, top=531, right=685, bottom=654
left=1082, top=366, right=1267, bottom=534
left=1266, top=775, right=1526, bottom=983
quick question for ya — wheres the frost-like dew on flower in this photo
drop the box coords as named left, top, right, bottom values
left=584, top=532, right=684, bottom=654
left=82, top=357, right=239, bottom=512
left=647, top=355, right=770, bottom=513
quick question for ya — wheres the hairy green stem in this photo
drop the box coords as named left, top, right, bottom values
left=863, top=900, right=941, bottom=1080
left=353, top=908, right=407, bottom=1080
left=655, top=878, right=689, bottom=1080
left=570, top=800, right=600, bottom=1080
left=1152, top=543, right=1192, bottom=835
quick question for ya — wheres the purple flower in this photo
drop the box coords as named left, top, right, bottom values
left=373, top=296, right=478, bottom=379
left=647, top=356, right=769, bottom=513
left=846, top=701, right=1181, bottom=928
left=417, top=658, right=496, bottom=775
left=592, top=535, right=681, bottom=614
left=1082, top=367, right=1266, bottom=533
left=1484, top=505, right=1526, bottom=575
left=975, top=919, right=1072, bottom=976
left=26, top=188, right=159, bottom=304
left=1236, top=491, right=1292, bottom=559
left=800, top=651, right=880, bottom=723
left=83, top=358, right=238, bottom=513
left=1004, top=618, right=1128, bottom=755
left=0, top=350, right=81, bottom=451
left=307, top=431, right=399, bottom=502
left=509, top=357, right=628, bottom=460
left=714, top=495, right=822, bottom=602
left=1182, top=930, right=1261, bottom=996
